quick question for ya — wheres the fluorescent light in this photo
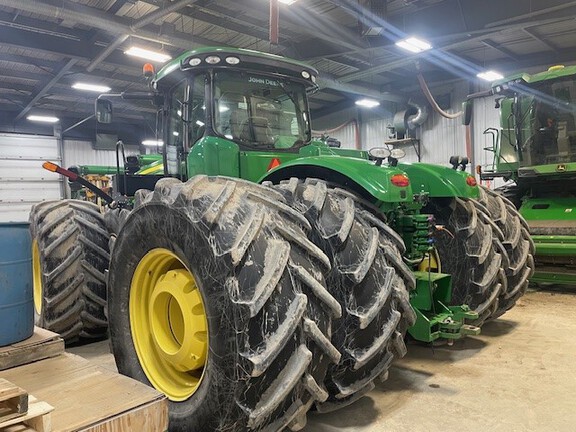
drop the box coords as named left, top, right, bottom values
left=395, top=37, right=432, bottom=53
left=72, top=82, right=111, bottom=93
left=279, top=0, right=298, bottom=4
left=196, top=120, right=205, bottom=127
left=142, top=139, right=163, bottom=146
left=477, top=70, right=504, bottom=82
left=27, top=115, right=59, bottom=123
left=125, top=47, right=172, bottom=63
left=219, top=106, right=229, bottom=113
left=355, top=98, right=380, bottom=108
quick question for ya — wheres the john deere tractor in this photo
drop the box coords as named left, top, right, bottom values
left=30, top=47, right=531, bottom=431
left=469, top=65, right=575, bottom=286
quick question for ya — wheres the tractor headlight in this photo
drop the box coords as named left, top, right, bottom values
left=390, top=148, right=406, bottom=159
left=368, top=147, right=391, bottom=159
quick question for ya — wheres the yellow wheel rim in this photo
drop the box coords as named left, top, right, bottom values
left=130, top=248, right=208, bottom=401
left=32, top=240, right=43, bottom=315
left=418, top=248, right=442, bottom=273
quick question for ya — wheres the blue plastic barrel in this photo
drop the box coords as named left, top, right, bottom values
left=0, top=223, right=34, bottom=346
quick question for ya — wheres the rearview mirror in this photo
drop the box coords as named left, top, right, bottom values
left=96, top=99, right=113, bottom=124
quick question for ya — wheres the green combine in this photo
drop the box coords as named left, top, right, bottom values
left=30, top=47, right=532, bottom=431
left=469, top=64, right=576, bottom=286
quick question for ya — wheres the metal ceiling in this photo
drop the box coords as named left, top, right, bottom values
left=0, top=0, right=575, bottom=141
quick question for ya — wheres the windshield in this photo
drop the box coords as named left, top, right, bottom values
left=518, top=77, right=576, bottom=166
left=213, top=71, right=310, bottom=150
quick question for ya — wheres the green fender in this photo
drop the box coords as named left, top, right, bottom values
left=260, top=155, right=413, bottom=205
left=397, top=162, right=479, bottom=199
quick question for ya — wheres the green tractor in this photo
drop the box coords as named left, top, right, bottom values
left=30, top=47, right=531, bottom=431
left=469, top=64, right=576, bottom=286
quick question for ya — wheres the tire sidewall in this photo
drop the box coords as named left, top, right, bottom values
left=108, top=203, right=242, bottom=431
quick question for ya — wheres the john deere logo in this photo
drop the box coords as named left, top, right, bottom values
left=557, top=164, right=566, bottom=172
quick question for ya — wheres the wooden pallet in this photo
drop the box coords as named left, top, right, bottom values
left=0, top=328, right=64, bottom=371
left=0, top=395, right=53, bottom=432
left=0, top=353, right=167, bottom=432
left=0, top=378, right=28, bottom=423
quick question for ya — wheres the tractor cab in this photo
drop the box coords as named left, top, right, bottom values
left=151, top=47, right=318, bottom=180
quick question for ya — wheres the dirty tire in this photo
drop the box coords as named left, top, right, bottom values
left=272, top=178, right=416, bottom=412
left=108, top=176, right=341, bottom=432
left=103, top=207, right=131, bottom=253
left=494, top=183, right=523, bottom=209
left=425, top=197, right=505, bottom=326
left=29, top=200, right=109, bottom=342
left=475, top=187, right=535, bottom=319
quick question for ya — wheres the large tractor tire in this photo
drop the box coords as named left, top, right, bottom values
left=475, top=187, right=535, bottom=319
left=107, top=176, right=341, bottom=432
left=29, top=200, right=109, bottom=342
left=425, top=197, right=506, bottom=326
left=271, top=178, right=416, bottom=413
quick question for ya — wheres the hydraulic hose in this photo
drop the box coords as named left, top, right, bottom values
left=417, top=73, right=463, bottom=119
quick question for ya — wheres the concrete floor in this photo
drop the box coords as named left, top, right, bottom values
left=70, top=288, right=576, bottom=432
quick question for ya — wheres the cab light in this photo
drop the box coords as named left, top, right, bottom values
left=226, top=56, right=240, bottom=65
left=391, top=174, right=410, bottom=187
left=205, top=56, right=221, bottom=64
left=267, top=158, right=281, bottom=171
left=189, top=58, right=202, bottom=66
left=466, top=176, right=478, bottom=187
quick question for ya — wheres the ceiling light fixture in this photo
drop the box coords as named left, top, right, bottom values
left=278, top=0, right=298, bottom=4
left=477, top=70, right=504, bottom=82
left=355, top=98, right=380, bottom=108
left=72, top=82, right=111, bottom=93
left=142, top=139, right=163, bottom=146
left=125, top=47, right=172, bottom=63
left=27, top=115, right=59, bottom=123
left=395, top=37, right=432, bottom=53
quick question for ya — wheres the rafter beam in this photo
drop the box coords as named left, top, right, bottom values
left=522, top=27, right=560, bottom=54
left=480, top=39, right=520, bottom=60
left=14, top=58, right=78, bottom=121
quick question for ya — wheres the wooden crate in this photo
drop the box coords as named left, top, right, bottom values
left=0, top=353, right=168, bottom=432
left=0, top=328, right=64, bottom=371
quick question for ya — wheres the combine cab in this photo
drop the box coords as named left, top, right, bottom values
left=472, top=65, right=576, bottom=285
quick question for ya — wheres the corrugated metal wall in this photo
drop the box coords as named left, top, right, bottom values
left=63, top=139, right=139, bottom=168
left=0, top=137, right=143, bottom=222
left=0, top=134, right=62, bottom=222
left=313, top=81, right=506, bottom=186
left=416, top=82, right=468, bottom=165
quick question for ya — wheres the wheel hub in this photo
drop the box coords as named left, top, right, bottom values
left=130, top=248, right=208, bottom=401
left=149, top=269, right=207, bottom=371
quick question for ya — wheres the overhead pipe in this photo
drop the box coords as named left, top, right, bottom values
left=417, top=72, right=463, bottom=119
left=270, top=0, right=279, bottom=45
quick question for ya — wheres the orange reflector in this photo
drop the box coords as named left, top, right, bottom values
left=267, top=158, right=281, bottom=171
left=476, top=165, right=482, bottom=175
left=391, top=174, right=410, bottom=187
left=466, top=176, right=478, bottom=187
left=42, top=161, right=58, bottom=172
